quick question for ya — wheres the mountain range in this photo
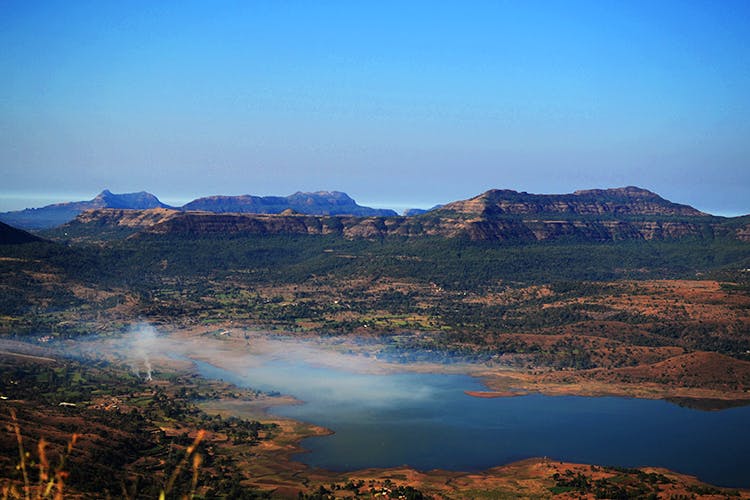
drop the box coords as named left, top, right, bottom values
left=37, top=186, right=750, bottom=243
left=436, top=186, right=705, bottom=217
left=182, top=191, right=396, bottom=217
left=0, top=190, right=170, bottom=230
left=0, top=190, right=396, bottom=230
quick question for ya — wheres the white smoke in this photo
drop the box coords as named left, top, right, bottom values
left=129, top=322, right=157, bottom=381
left=64, top=323, right=458, bottom=399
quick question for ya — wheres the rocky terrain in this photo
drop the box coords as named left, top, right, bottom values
left=183, top=190, right=397, bottom=216
left=0, top=190, right=170, bottom=230
left=2, top=186, right=750, bottom=498
left=56, top=187, right=750, bottom=242
left=0, top=190, right=396, bottom=230
left=438, top=186, right=706, bottom=217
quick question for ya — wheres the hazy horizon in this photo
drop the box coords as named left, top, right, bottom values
left=0, top=184, right=747, bottom=218
left=2, top=1, right=749, bottom=216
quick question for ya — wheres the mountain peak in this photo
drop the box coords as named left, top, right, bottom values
left=439, top=187, right=706, bottom=217
left=184, top=191, right=394, bottom=216
left=93, top=190, right=169, bottom=210
left=573, top=186, right=661, bottom=199
left=289, top=191, right=355, bottom=202
left=0, top=190, right=171, bottom=230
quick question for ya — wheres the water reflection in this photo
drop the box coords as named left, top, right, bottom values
left=193, top=356, right=750, bottom=488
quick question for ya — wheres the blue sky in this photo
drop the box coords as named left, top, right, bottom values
left=1, top=0, right=749, bottom=214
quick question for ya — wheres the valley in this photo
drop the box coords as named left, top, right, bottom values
left=5, top=0, right=750, bottom=496
left=1, top=187, right=750, bottom=498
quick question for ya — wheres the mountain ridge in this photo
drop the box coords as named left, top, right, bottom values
left=50, top=186, right=750, bottom=243
left=182, top=190, right=397, bottom=217
left=0, top=190, right=171, bottom=230
left=438, top=186, right=706, bottom=218
left=0, top=189, right=397, bottom=230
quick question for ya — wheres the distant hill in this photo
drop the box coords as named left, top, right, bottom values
left=52, top=186, right=750, bottom=243
left=1, top=190, right=396, bottom=230
left=22, top=186, right=704, bottom=233
left=182, top=191, right=397, bottom=217
left=0, top=221, right=43, bottom=244
left=0, top=190, right=171, bottom=230
left=402, top=204, right=443, bottom=216
left=437, top=186, right=706, bottom=218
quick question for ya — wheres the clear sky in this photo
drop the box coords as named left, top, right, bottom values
left=1, top=0, right=749, bottom=215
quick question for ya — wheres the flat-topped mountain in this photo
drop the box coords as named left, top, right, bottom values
left=438, top=186, right=706, bottom=218
left=2, top=186, right=717, bottom=232
left=1, top=190, right=396, bottom=230
left=0, top=190, right=171, bottom=230
left=183, top=191, right=396, bottom=217
left=92, top=189, right=169, bottom=210
left=53, top=187, right=750, bottom=243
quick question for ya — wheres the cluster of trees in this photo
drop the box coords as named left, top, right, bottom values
left=7, top=232, right=750, bottom=290
left=298, top=479, right=428, bottom=499
left=2, top=231, right=749, bottom=364
left=551, top=467, right=675, bottom=499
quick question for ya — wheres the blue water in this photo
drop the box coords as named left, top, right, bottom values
left=194, top=358, right=750, bottom=488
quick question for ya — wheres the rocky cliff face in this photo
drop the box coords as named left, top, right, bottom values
left=0, top=189, right=396, bottom=231
left=63, top=208, right=748, bottom=243
left=182, top=191, right=397, bottom=217
left=93, top=190, right=170, bottom=210
left=57, top=187, right=748, bottom=243
left=439, top=187, right=706, bottom=217
left=0, top=190, right=171, bottom=230
left=104, top=211, right=451, bottom=239
left=72, top=208, right=180, bottom=228
left=735, top=224, right=750, bottom=242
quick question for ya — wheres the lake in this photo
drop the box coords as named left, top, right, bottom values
left=193, top=356, right=750, bottom=488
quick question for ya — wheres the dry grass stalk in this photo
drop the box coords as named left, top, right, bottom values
left=161, top=429, right=206, bottom=500
left=9, top=410, right=29, bottom=500
left=3, top=410, right=78, bottom=500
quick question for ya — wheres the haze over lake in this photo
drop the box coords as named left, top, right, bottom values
left=191, top=341, right=750, bottom=489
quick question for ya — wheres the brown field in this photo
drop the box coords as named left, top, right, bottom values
left=2, top=273, right=750, bottom=497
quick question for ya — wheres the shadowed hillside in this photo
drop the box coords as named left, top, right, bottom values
left=0, top=221, right=43, bottom=244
